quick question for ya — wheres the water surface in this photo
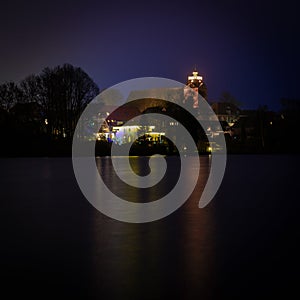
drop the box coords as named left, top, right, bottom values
left=0, top=155, right=299, bottom=299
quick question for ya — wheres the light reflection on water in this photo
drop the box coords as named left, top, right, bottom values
left=0, top=155, right=299, bottom=299
left=90, top=156, right=215, bottom=298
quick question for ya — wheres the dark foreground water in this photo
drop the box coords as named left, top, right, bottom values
left=0, top=155, right=299, bottom=299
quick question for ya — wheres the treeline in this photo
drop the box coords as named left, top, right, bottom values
left=0, top=64, right=99, bottom=155
left=226, top=99, right=300, bottom=154
left=1, top=63, right=299, bottom=156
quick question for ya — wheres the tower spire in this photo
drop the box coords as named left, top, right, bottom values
left=185, top=67, right=205, bottom=108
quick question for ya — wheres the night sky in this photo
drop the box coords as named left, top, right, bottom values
left=1, top=0, right=299, bottom=111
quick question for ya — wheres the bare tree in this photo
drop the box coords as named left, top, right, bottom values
left=19, top=75, right=43, bottom=104
left=39, top=64, right=99, bottom=138
left=0, top=81, right=22, bottom=111
left=219, top=91, right=243, bottom=107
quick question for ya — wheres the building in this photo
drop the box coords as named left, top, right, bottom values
left=186, top=69, right=207, bottom=100
left=94, top=68, right=222, bottom=153
left=211, top=102, right=241, bottom=126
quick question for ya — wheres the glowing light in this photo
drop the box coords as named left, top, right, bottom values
left=188, top=70, right=203, bottom=81
left=188, top=76, right=203, bottom=81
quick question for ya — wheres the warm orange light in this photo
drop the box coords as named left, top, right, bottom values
left=188, top=70, right=203, bottom=81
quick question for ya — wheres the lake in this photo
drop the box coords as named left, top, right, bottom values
left=0, top=155, right=299, bottom=299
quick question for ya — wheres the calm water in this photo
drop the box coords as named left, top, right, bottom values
left=0, top=155, right=299, bottom=299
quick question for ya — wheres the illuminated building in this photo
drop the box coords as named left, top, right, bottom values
left=184, top=69, right=207, bottom=109
left=187, top=70, right=203, bottom=88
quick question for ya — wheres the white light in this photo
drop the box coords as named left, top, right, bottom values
left=188, top=76, right=203, bottom=81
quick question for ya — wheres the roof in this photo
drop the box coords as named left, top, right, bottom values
left=106, top=105, right=140, bottom=122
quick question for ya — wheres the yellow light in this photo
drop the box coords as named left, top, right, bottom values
left=188, top=76, right=203, bottom=81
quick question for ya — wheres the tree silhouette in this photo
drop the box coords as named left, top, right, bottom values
left=198, top=81, right=208, bottom=99
left=20, top=75, right=43, bottom=104
left=0, top=81, right=22, bottom=111
left=219, top=91, right=243, bottom=107
left=39, top=64, right=99, bottom=138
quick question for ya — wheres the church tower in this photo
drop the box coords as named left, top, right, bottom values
left=184, top=68, right=207, bottom=108
left=187, top=69, right=203, bottom=88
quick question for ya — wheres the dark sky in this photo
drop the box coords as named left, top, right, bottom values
left=1, top=0, right=299, bottom=111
